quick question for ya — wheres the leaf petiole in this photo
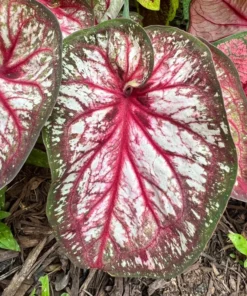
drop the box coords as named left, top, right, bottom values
left=123, top=0, right=130, bottom=18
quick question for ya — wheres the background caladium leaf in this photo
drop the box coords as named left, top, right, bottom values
left=214, top=32, right=247, bottom=97
left=44, top=19, right=237, bottom=277
left=36, top=0, right=94, bottom=37
left=0, top=0, right=62, bottom=189
left=188, top=0, right=247, bottom=42
left=93, top=0, right=124, bottom=23
left=137, top=0, right=160, bottom=11
left=138, top=0, right=179, bottom=26
left=208, top=34, right=247, bottom=202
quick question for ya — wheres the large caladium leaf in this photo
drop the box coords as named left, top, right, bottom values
left=209, top=34, right=247, bottom=202
left=188, top=0, right=247, bottom=42
left=0, top=0, right=62, bottom=189
left=36, top=0, right=94, bottom=37
left=44, top=19, right=237, bottom=277
left=139, top=0, right=179, bottom=26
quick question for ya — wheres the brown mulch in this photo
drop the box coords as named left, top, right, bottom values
left=0, top=165, right=247, bottom=296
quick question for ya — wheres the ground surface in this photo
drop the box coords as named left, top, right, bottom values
left=0, top=165, right=247, bottom=296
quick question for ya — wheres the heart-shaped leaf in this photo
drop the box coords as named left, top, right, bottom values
left=188, top=0, right=247, bottom=42
left=202, top=40, right=247, bottom=202
left=0, top=0, right=62, bottom=189
left=36, top=0, right=94, bottom=37
left=44, top=20, right=237, bottom=277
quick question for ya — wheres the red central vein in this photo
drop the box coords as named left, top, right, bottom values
left=95, top=100, right=129, bottom=267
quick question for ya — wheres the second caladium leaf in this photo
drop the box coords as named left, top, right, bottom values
left=210, top=32, right=247, bottom=202
left=188, top=0, right=247, bottom=42
left=214, top=32, right=247, bottom=97
left=0, top=0, right=62, bottom=189
left=36, top=0, right=94, bottom=37
left=44, top=19, right=237, bottom=277
left=202, top=40, right=247, bottom=202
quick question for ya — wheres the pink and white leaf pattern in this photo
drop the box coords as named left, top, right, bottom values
left=211, top=34, right=247, bottom=201
left=0, top=0, right=62, bottom=189
left=44, top=20, right=237, bottom=277
left=188, top=0, right=247, bottom=42
left=36, top=0, right=94, bottom=37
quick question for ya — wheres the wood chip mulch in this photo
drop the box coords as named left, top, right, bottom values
left=0, top=165, right=247, bottom=296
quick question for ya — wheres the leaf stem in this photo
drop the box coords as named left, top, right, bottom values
left=123, top=0, right=130, bottom=19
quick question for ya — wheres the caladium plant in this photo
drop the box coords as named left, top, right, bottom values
left=43, top=19, right=237, bottom=277
left=206, top=35, right=247, bottom=202
left=0, top=0, right=62, bottom=189
left=214, top=32, right=247, bottom=97
left=36, top=0, right=94, bottom=37
left=188, top=0, right=247, bottom=42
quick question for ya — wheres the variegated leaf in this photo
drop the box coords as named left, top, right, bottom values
left=44, top=20, right=237, bottom=277
left=210, top=34, right=247, bottom=202
left=36, top=0, right=94, bottom=37
left=0, top=0, right=62, bottom=189
left=188, top=0, right=247, bottom=42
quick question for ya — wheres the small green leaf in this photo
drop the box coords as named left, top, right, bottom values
left=244, top=259, right=247, bottom=268
left=61, top=294, right=69, bottom=296
left=183, top=0, right=191, bottom=20
left=229, top=253, right=236, bottom=259
left=0, top=222, right=20, bottom=251
left=0, top=187, right=6, bottom=210
left=29, top=288, right=36, bottom=296
left=39, top=275, right=50, bottom=296
left=228, top=233, right=247, bottom=256
left=25, top=149, right=49, bottom=168
left=137, top=0, right=160, bottom=11
left=0, top=211, right=10, bottom=220
left=138, top=0, right=179, bottom=26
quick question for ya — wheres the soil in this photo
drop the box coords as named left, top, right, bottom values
left=0, top=165, right=247, bottom=296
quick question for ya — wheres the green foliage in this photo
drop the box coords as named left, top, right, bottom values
left=137, top=0, right=160, bottom=11
left=182, top=0, right=191, bottom=20
left=0, top=211, right=10, bottom=219
left=228, top=233, right=247, bottom=256
left=0, top=187, right=6, bottom=210
left=0, top=188, right=20, bottom=252
left=0, top=222, right=20, bottom=251
left=138, top=0, right=179, bottom=26
left=30, top=275, right=50, bottom=296
left=39, top=275, right=50, bottom=296
left=25, top=148, right=49, bottom=168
